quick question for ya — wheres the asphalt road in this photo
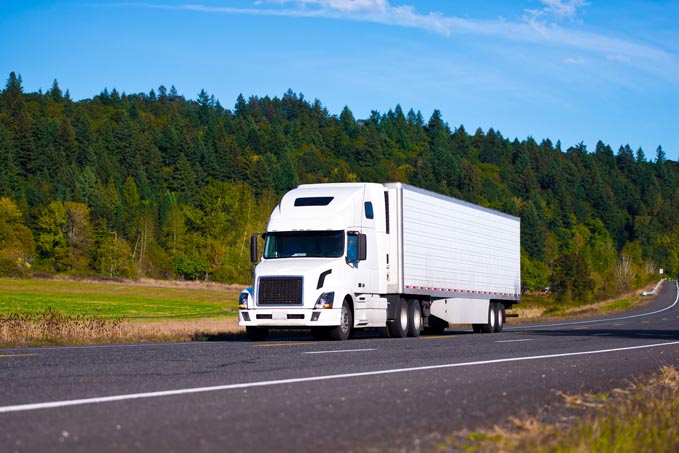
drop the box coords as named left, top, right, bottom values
left=2, top=282, right=679, bottom=452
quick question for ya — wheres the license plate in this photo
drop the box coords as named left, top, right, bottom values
left=273, top=312, right=287, bottom=320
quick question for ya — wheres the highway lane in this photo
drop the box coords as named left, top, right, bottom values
left=1, top=282, right=679, bottom=452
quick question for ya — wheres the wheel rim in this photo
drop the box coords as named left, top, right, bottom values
left=497, top=308, right=503, bottom=329
left=413, top=305, right=422, bottom=331
left=400, top=304, right=409, bottom=332
left=341, top=304, right=351, bottom=333
left=489, top=307, right=496, bottom=330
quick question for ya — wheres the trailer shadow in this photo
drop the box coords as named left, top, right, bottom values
left=191, top=326, right=679, bottom=344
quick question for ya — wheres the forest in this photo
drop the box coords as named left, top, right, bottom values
left=0, top=71, right=677, bottom=303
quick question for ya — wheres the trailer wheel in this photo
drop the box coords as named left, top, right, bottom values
left=480, top=303, right=497, bottom=333
left=495, top=304, right=505, bottom=333
left=328, top=299, right=353, bottom=341
left=246, top=326, right=268, bottom=341
left=407, top=299, right=422, bottom=337
left=388, top=298, right=409, bottom=338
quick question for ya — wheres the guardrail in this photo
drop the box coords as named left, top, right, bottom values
left=641, top=279, right=665, bottom=296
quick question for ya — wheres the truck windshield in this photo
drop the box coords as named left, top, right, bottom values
left=263, top=231, right=344, bottom=259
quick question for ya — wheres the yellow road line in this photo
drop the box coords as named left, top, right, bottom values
left=613, top=323, right=624, bottom=327
left=0, top=354, right=37, bottom=358
left=254, top=342, right=316, bottom=348
left=573, top=326, right=589, bottom=330
left=420, top=335, right=457, bottom=340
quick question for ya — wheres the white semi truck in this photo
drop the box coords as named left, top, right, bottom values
left=238, top=182, right=520, bottom=341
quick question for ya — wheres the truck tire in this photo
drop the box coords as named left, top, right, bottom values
left=407, top=299, right=422, bottom=337
left=246, top=326, right=268, bottom=341
left=495, top=303, right=505, bottom=333
left=328, top=300, right=353, bottom=341
left=388, top=298, right=409, bottom=338
left=480, top=303, right=497, bottom=333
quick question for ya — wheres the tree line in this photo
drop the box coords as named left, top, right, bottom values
left=0, top=72, right=676, bottom=302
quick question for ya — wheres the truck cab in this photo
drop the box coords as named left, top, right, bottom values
left=239, top=183, right=390, bottom=341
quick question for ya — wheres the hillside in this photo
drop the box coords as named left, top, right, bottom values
left=0, top=72, right=677, bottom=302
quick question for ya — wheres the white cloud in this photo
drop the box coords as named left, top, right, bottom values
left=265, top=0, right=389, bottom=13
left=564, top=57, right=586, bottom=65
left=122, top=1, right=678, bottom=80
left=525, top=0, right=589, bottom=23
left=607, top=54, right=631, bottom=63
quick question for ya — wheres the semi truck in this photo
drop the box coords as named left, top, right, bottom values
left=238, top=182, right=520, bottom=341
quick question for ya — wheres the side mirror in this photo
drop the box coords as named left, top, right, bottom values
left=357, top=234, right=367, bottom=261
left=250, top=235, right=259, bottom=263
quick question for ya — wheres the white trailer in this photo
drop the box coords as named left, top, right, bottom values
left=239, top=183, right=520, bottom=341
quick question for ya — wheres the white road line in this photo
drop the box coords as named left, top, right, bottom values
left=2, top=340, right=679, bottom=415
left=304, top=349, right=377, bottom=355
left=496, top=339, right=533, bottom=343
left=507, top=281, right=679, bottom=331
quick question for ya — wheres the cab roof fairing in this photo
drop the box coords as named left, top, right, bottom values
left=266, top=184, right=368, bottom=232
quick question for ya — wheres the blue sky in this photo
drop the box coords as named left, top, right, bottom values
left=1, top=0, right=678, bottom=159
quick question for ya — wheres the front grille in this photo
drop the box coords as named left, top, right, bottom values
left=258, top=277, right=303, bottom=305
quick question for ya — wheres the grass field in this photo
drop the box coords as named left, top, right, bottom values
left=0, top=277, right=241, bottom=320
left=0, top=277, right=245, bottom=347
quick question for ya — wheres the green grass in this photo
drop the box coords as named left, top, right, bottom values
left=600, top=297, right=634, bottom=312
left=0, top=278, right=241, bottom=320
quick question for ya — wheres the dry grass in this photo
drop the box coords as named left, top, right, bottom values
left=0, top=309, right=244, bottom=347
left=0, top=316, right=245, bottom=347
left=0, top=308, right=124, bottom=347
left=513, top=282, right=659, bottom=322
left=120, top=318, right=244, bottom=343
left=449, top=365, right=679, bottom=452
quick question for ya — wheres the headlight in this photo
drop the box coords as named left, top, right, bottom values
left=314, top=292, right=334, bottom=309
left=238, top=290, right=251, bottom=309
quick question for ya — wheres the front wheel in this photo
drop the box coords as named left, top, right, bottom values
left=328, top=300, right=353, bottom=341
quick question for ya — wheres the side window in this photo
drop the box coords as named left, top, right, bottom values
left=364, top=201, right=374, bottom=219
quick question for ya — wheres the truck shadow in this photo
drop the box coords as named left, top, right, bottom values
left=191, top=327, right=679, bottom=343
left=195, top=328, right=463, bottom=342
